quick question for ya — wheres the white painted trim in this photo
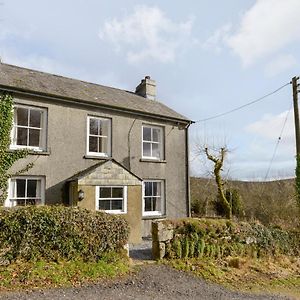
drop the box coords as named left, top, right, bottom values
left=86, top=115, right=111, bottom=157
left=10, top=104, right=47, bottom=152
left=6, top=176, right=46, bottom=207
left=95, top=186, right=127, bottom=214
left=141, top=124, right=164, bottom=160
left=142, top=180, right=165, bottom=217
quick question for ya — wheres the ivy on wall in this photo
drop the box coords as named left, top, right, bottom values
left=0, top=92, right=33, bottom=205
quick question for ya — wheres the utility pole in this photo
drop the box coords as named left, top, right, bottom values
left=292, top=76, right=300, bottom=156
left=292, top=76, right=300, bottom=212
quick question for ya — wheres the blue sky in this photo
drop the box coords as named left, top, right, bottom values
left=0, top=0, right=299, bottom=180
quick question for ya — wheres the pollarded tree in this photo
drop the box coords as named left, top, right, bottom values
left=0, top=92, right=33, bottom=205
left=204, top=147, right=232, bottom=219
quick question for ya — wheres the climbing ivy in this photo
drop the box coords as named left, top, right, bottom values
left=0, top=92, right=33, bottom=205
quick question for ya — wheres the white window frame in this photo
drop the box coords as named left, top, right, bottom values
left=95, top=186, right=127, bottom=214
left=86, top=116, right=111, bottom=157
left=142, top=125, right=164, bottom=160
left=5, top=176, right=46, bottom=208
left=10, top=104, right=47, bottom=152
left=142, top=180, right=165, bottom=217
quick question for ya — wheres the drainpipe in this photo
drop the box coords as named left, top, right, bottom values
left=128, top=119, right=137, bottom=171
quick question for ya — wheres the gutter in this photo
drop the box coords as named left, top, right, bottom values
left=0, top=85, right=192, bottom=125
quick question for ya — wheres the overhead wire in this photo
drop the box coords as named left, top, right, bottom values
left=195, top=82, right=291, bottom=123
left=193, top=80, right=294, bottom=180
left=264, top=102, right=293, bottom=180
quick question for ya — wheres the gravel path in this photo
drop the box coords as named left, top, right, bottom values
left=0, top=264, right=292, bottom=300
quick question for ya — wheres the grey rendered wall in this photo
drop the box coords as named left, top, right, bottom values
left=9, top=93, right=188, bottom=237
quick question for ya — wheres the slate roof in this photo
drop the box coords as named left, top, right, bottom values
left=0, top=63, right=190, bottom=123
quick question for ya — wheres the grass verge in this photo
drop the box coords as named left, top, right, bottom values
left=0, top=252, right=130, bottom=291
left=165, top=255, right=300, bottom=299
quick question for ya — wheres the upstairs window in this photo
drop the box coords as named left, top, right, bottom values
left=143, top=180, right=165, bottom=216
left=11, top=105, right=47, bottom=151
left=142, top=125, right=164, bottom=160
left=87, top=116, right=111, bottom=157
left=6, top=177, right=45, bottom=207
left=96, top=186, right=127, bottom=214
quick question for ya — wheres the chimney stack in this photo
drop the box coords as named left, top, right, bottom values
left=135, top=76, right=156, bottom=100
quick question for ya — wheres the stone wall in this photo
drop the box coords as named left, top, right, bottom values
left=152, top=220, right=175, bottom=259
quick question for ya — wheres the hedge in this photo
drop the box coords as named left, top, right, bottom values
left=0, top=206, right=129, bottom=263
left=164, top=218, right=300, bottom=259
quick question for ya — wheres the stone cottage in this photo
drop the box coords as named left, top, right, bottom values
left=0, top=63, right=192, bottom=243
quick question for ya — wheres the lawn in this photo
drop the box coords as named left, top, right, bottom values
left=0, top=252, right=130, bottom=291
left=166, top=255, right=300, bottom=299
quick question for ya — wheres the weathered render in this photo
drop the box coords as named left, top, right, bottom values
left=1, top=63, right=192, bottom=242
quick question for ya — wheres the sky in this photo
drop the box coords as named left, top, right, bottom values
left=0, top=0, right=299, bottom=181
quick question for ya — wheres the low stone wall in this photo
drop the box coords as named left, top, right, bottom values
left=152, top=218, right=300, bottom=260
left=152, top=221, right=174, bottom=259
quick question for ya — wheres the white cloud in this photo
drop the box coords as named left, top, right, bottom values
left=99, top=5, right=194, bottom=64
left=246, top=110, right=294, bottom=146
left=264, top=54, right=297, bottom=77
left=226, top=0, right=300, bottom=66
left=205, top=0, right=300, bottom=68
left=202, top=23, right=232, bottom=54
left=226, top=111, right=296, bottom=180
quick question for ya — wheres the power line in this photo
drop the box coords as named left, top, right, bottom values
left=195, top=82, right=291, bottom=123
left=264, top=102, right=293, bottom=180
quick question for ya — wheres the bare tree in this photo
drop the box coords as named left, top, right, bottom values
left=204, top=147, right=232, bottom=219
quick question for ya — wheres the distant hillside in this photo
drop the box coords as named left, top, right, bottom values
left=191, top=177, right=298, bottom=228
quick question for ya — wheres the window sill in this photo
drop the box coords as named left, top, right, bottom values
left=28, top=150, right=50, bottom=156
left=140, top=158, right=166, bottom=163
left=142, top=214, right=166, bottom=220
left=97, top=210, right=127, bottom=215
left=84, top=155, right=112, bottom=160
left=9, top=149, right=50, bottom=156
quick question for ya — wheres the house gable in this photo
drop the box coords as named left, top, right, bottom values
left=75, top=160, right=142, bottom=186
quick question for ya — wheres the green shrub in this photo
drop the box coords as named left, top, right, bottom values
left=213, top=189, right=243, bottom=218
left=0, top=206, right=129, bottom=263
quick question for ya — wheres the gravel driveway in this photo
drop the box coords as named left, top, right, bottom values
left=0, top=264, right=292, bottom=300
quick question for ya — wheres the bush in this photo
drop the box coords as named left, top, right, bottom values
left=213, top=189, right=244, bottom=218
left=0, top=206, right=129, bottom=263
